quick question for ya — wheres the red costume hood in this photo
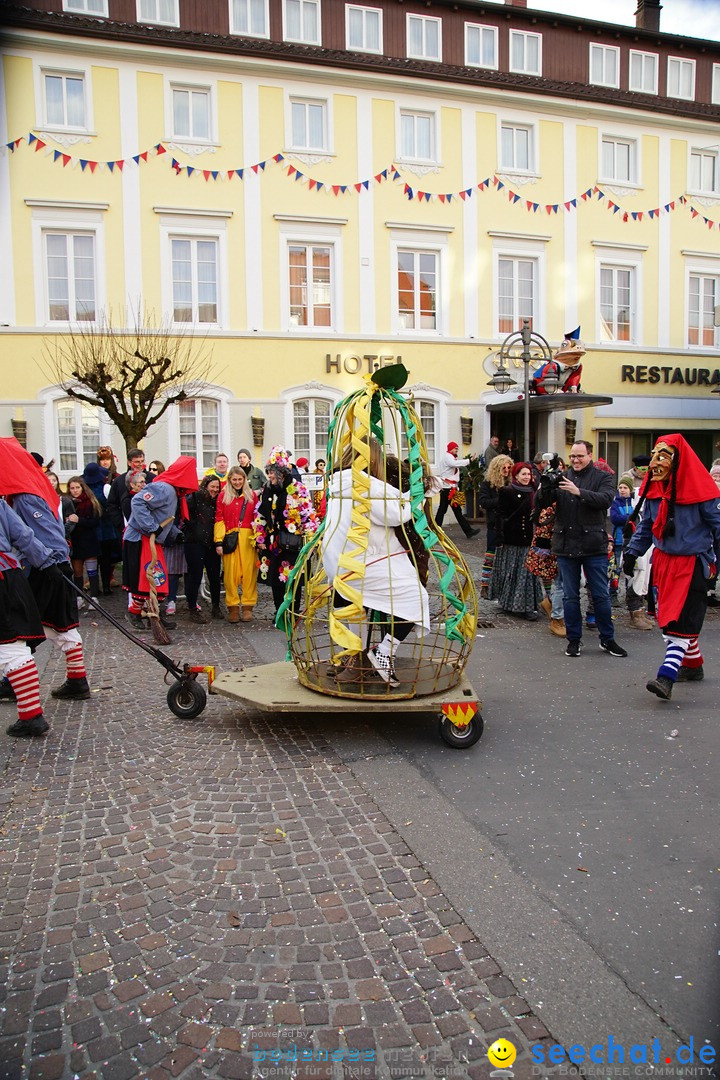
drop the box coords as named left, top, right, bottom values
left=643, top=434, right=719, bottom=504
left=0, top=437, right=60, bottom=516
left=156, top=456, right=199, bottom=494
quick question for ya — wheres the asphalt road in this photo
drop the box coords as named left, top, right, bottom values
left=327, top=606, right=720, bottom=1059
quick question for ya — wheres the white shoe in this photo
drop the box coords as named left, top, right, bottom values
left=166, top=601, right=176, bottom=616
left=367, top=647, right=400, bottom=687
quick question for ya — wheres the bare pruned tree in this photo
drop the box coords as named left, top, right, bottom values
left=41, top=309, right=216, bottom=453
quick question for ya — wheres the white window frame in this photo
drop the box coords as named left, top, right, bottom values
left=599, top=134, right=639, bottom=187
left=281, top=384, right=342, bottom=462
left=229, top=0, right=270, bottom=38
left=166, top=384, right=232, bottom=465
left=346, top=4, right=382, bottom=54
left=277, top=220, right=344, bottom=334
left=169, top=83, right=213, bottom=144
left=38, top=386, right=116, bottom=485
left=667, top=56, right=695, bottom=101
left=62, top=0, right=108, bottom=15
left=496, top=257, right=537, bottom=338
left=628, top=50, right=658, bottom=94
left=136, top=0, right=179, bottom=27
left=406, top=13, right=442, bottom=62
left=689, top=147, right=720, bottom=197
left=292, top=398, right=334, bottom=463
left=55, top=398, right=103, bottom=478
left=170, top=237, right=220, bottom=327
left=41, top=70, right=87, bottom=131
left=158, top=212, right=230, bottom=330
left=282, top=0, right=321, bottom=46
left=397, top=107, right=439, bottom=167
left=713, top=64, right=720, bottom=106
left=490, top=234, right=547, bottom=343
left=595, top=249, right=642, bottom=346
left=29, top=203, right=107, bottom=327
left=499, top=122, right=536, bottom=175
left=589, top=43, right=620, bottom=89
left=686, top=265, right=720, bottom=351
left=36, top=60, right=95, bottom=135
left=176, top=398, right=221, bottom=470
left=389, top=227, right=450, bottom=337
left=509, top=30, right=542, bottom=77
left=464, top=22, right=498, bottom=70
left=286, top=242, right=334, bottom=331
left=288, top=96, right=329, bottom=154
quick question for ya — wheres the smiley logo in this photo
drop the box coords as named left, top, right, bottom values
left=488, top=1039, right=517, bottom=1069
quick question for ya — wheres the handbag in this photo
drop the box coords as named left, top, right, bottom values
left=278, top=528, right=303, bottom=551
left=222, top=530, right=239, bottom=554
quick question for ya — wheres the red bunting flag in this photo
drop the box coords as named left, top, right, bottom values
left=34, top=139, right=46, bottom=153
left=155, top=143, right=166, bottom=155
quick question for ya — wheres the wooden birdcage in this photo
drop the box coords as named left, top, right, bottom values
left=276, top=366, right=478, bottom=701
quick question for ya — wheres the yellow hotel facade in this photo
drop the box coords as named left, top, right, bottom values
left=1, top=0, right=719, bottom=478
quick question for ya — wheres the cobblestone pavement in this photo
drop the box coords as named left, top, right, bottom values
left=0, top=531, right=559, bottom=1080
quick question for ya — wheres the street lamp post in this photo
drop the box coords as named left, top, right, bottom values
left=486, top=318, right=556, bottom=459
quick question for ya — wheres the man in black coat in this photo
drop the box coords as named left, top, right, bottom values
left=106, top=449, right=151, bottom=534
left=537, top=440, right=627, bottom=659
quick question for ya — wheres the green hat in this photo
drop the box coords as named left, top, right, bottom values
left=618, top=475, right=635, bottom=489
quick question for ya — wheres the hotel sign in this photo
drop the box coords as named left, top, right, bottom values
left=325, top=353, right=402, bottom=374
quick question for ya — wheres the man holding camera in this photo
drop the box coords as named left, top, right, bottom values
left=536, top=440, right=627, bottom=659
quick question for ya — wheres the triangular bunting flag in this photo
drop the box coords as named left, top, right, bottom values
left=62, top=154, right=71, bottom=167
left=235, top=169, right=243, bottom=179
left=203, top=170, right=211, bottom=181
left=186, top=166, right=194, bottom=177
left=28, top=133, right=37, bottom=145
left=155, top=143, right=166, bottom=155
left=273, top=153, right=284, bottom=162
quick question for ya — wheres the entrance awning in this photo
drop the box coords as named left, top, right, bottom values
left=486, top=393, right=613, bottom=415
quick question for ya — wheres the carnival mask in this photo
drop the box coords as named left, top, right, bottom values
left=649, top=441, right=675, bottom=482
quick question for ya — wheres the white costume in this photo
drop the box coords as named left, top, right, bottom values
left=322, top=469, right=430, bottom=633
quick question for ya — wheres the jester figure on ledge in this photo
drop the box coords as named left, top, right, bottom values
left=532, top=327, right=586, bottom=395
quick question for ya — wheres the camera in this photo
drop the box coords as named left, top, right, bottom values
left=541, top=452, right=564, bottom=487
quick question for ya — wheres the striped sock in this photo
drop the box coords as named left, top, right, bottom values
left=658, top=635, right=690, bottom=682
left=65, top=644, right=87, bottom=680
left=481, top=551, right=494, bottom=589
left=681, top=636, right=703, bottom=670
left=6, top=662, right=43, bottom=721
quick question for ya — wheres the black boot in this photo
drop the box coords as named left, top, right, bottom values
left=88, top=574, right=101, bottom=599
left=51, top=677, right=91, bottom=700
left=0, top=679, right=17, bottom=703
left=646, top=675, right=673, bottom=700
left=676, top=665, right=704, bottom=682
left=7, top=714, right=49, bottom=737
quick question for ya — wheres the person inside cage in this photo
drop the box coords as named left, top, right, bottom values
left=322, top=438, right=430, bottom=688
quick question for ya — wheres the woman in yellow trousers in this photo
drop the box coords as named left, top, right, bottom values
left=214, top=466, right=258, bottom=623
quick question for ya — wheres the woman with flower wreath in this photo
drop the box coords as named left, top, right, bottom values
left=252, top=446, right=319, bottom=615
left=214, top=466, right=258, bottom=623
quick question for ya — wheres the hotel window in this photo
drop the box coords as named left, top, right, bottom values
left=172, top=87, right=211, bottom=141
left=290, top=98, right=327, bottom=152
left=288, top=244, right=332, bottom=328
left=56, top=400, right=101, bottom=473
left=601, top=136, right=636, bottom=184
left=44, top=72, right=86, bottom=129
left=509, top=31, right=541, bottom=76
left=346, top=5, right=381, bottom=53
left=688, top=275, right=719, bottom=348
left=689, top=149, right=719, bottom=196
left=45, top=232, right=96, bottom=322
left=629, top=50, right=658, bottom=94
left=500, top=124, right=534, bottom=173
left=137, top=0, right=178, bottom=26
left=600, top=265, right=634, bottom=342
left=62, top=0, right=107, bottom=14
left=178, top=399, right=220, bottom=470
left=667, top=57, right=695, bottom=101
left=397, top=250, right=437, bottom=331
left=171, top=238, right=218, bottom=324
left=293, top=398, right=332, bottom=462
left=230, top=0, right=269, bottom=37
left=465, top=23, right=498, bottom=69
left=400, top=400, right=436, bottom=462
left=406, top=14, right=441, bottom=62
left=497, top=257, right=535, bottom=335
left=713, top=64, right=720, bottom=106
left=283, top=0, right=320, bottom=45
left=399, top=110, right=436, bottom=163
left=589, top=44, right=619, bottom=88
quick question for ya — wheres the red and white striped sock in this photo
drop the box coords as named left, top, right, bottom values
left=6, top=662, right=43, bottom=721
left=129, top=594, right=145, bottom=614
left=65, top=644, right=87, bottom=680
left=681, top=636, right=703, bottom=669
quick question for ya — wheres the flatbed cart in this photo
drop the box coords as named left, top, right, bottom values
left=211, top=661, right=484, bottom=748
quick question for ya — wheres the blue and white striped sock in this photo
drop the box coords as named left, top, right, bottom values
left=657, top=635, right=690, bottom=682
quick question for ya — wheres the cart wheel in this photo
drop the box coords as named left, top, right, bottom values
left=439, top=713, right=483, bottom=749
left=167, top=679, right=207, bottom=719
